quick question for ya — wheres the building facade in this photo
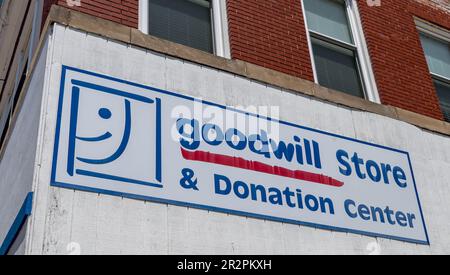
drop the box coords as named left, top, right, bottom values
left=0, top=0, right=449, bottom=255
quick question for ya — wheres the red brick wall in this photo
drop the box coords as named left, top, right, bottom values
left=358, top=0, right=447, bottom=120
left=44, top=0, right=139, bottom=28
left=41, top=0, right=449, bottom=121
left=226, top=0, right=314, bottom=81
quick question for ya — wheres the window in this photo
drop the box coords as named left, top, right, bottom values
left=0, top=0, right=42, bottom=152
left=417, top=20, right=450, bottom=122
left=139, top=0, right=230, bottom=58
left=302, top=0, right=378, bottom=101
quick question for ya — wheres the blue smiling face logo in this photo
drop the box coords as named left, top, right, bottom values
left=67, top=90, right=132, bottom=175
left=55, top=75, right=162, bottom=189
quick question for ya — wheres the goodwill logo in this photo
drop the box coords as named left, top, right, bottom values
left=52, top=66, right=429, bottom=245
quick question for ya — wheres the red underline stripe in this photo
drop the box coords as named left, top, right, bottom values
left=180, top=148, right=344, bottom=188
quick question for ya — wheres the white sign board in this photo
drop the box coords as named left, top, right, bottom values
left=51, top=66, right=429, bottom=244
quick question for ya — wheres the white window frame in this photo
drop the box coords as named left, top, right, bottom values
left=139, top=0, right=230, bottom=58
left=415, top=18, right=450, bottom=84
left=301, top=0, right=380, bottom=103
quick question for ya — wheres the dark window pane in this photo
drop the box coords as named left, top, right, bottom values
left=312, top=39, right=364, bottom=98
left=148, top=0, right=213, bottom=53
left=435, top=80, right=450, bottom=122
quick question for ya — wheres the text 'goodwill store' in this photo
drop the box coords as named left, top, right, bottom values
left=0, top=0, right=449, bottom=255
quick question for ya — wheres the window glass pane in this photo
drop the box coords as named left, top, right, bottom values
left=148, top=0, right=213, bottom=53
left=420, top=34, right=450, bottom=80
left=435, top=80, right=450, bottom=122
left=312, top=39, right=364, bottom=98
left=303, top=0, right=353, bottom=44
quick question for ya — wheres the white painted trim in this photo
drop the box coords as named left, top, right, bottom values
left=300, top=0, right=318, bottom=83
left=415, top=18, right=450, bottom=43
left=212, top=0, right=231, bottom=59
left=138, top=0, right=230, bottom=58
left=346, top=0, right=380, bottom=103
left=138, top=0, right=149, bottom=34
